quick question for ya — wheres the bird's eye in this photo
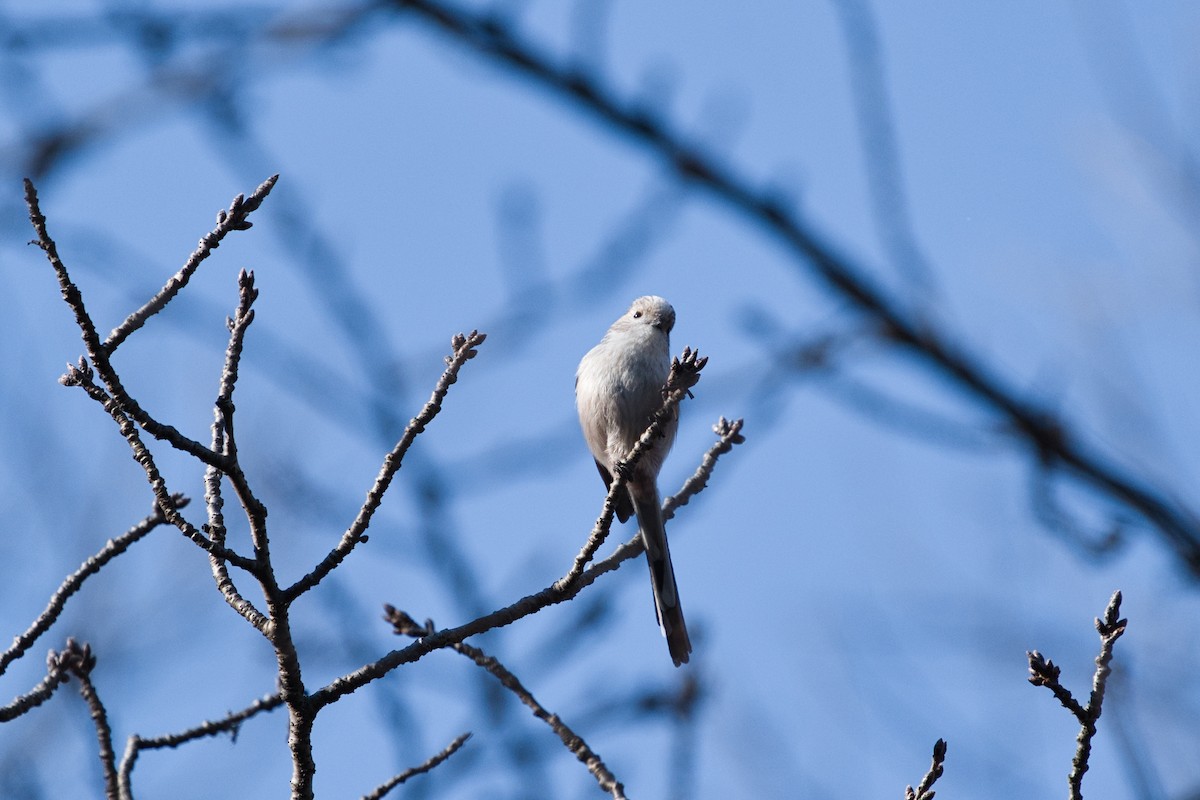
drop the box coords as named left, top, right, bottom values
left=632, top=311, right=643, bottom=319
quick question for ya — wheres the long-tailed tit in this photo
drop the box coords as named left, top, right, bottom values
left=576, top=296, right=691, bottom=666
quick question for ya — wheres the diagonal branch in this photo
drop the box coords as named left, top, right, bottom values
left=558, top=346, right=707, bottom=588
left=284, top=330, right=488, bottom=602
left=0, top=496, right=187, bottom=677
left=25, top=178, right=225, bottom=471
left=102, top=174, right=278, bottom=353
left=59, top=359, right=256, bottom=572
left=663, top=416, right=744, bottom=521
left=385, top=610, right=625, bottom=799
left=0, top=669, right=71, bottom=723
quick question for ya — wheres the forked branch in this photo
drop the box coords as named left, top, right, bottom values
left=1028, top=590, right=1127, bottom=800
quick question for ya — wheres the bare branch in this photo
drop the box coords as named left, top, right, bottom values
left=0, top=669, right=71, bottom=723
left=1027, top=650, right=1086, bottom=721
left=0, top=496, right=187, bottom=677
left=284, top=330, right=488, bottom=601
left=207, top=268, right=270, bottom=632
left=662, top=416, right=744, bottom=521
left=118, top=693, right=284, bottom=798
left=1028, top=590, right=1127, bottom=800
left=48, top=640, right=118, bottom=799
left=904, top=739, right=947, bottom=800
left=360, top=731, right=472, bottom=800
left=386, top=610, right=625, bottom=799
left=102, top=174, right=278, bottom=353
left=59, top=359, right=256, bottom=572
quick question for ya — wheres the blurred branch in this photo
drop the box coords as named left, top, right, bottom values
left=0, top=495, right=186, bottom=677
left=1030, top=467, right=1127, bottom=560
left=360, top=731, right=472, bottom=800
left=831, top=0, right=937, bottom=298
left=4, top=6, right=377, bottom=180
left=386, top=609, right=626, bottom=799
left=390, top=0, right=1200, bottom=578
left=1028, top=590, right=1127, bottom=800
left=661, top=671, right=703, bottom=800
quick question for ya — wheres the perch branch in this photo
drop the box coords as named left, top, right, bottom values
left=310, top=411, right=743, bottom=709
left=558, top=347, right=707, bottom=588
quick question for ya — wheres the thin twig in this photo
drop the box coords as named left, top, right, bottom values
left=360, top=731, right=473, bottom=800
left=206, top=268, right=270, bottom=631
left=904, top=739, right=947, bottom=800
left=284, top=330, right=488, bottom=601
left=0, top=496, right=186, bottom=677
left=0, top=669, right=71, bottom=723
left=1028, top=590, right=1127, bottom=800
left=662, top=416, right=744, bottom=521
left=118, top=693, right=284, bottom=798
left=102, top=174, right=278, bottom=353
left=386, top=610, right=626, bottom=799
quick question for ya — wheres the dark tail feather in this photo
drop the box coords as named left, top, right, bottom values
left=631, top=483, right=692, bottom=667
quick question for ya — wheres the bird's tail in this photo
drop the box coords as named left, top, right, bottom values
left=631, top=483, right=692, bottom=667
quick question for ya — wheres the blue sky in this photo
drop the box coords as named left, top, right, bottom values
left=2, top=2, right=1200, bottom=798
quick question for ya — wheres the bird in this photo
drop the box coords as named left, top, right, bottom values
left=576, top=295, right=691, bottom=666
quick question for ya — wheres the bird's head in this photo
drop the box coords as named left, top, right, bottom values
left=624, top=295, right=675, bottom=335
